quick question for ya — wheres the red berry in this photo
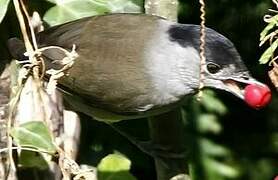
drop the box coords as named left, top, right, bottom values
left=244, top=84, right=271, bottom=109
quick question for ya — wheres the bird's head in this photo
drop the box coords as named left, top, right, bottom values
left=168, top=24, right=271, bottom=108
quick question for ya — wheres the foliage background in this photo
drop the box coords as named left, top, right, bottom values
left=0, top=0, right=277, bottom=179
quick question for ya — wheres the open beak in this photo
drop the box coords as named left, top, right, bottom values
left=223, top=77, right=271, bottom=108
left=224, top=79, right=245, bottom=99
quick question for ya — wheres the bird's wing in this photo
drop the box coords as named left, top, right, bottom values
left=35, top=14, right=173, bottom=120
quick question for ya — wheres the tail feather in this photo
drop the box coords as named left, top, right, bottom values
left=7, top=37, right=27, bottom=61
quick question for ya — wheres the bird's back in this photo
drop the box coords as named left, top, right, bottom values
left=8, top=14, right=197, bottom=121
left=37, top=14, right=183, bottom=116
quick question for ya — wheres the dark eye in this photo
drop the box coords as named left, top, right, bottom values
left=206, top=63, right=221, bottom=74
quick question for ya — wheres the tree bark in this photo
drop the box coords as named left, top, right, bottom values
left=145, top=1, right=189, bottom=179
left=0, top=64, right=16, bottom=180
left=149, top=109, right=188, bottom=180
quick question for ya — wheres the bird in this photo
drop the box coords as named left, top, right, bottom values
left=8, top=13, right=271, bottom=122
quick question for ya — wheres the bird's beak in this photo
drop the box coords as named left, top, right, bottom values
left=223, top=77, right=262, bottom=99
left=223, top=77, right=271, bottom=108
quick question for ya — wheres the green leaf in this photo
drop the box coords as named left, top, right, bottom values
left=204, top=158, right=240, bottom=178
left=259, top=38, right=278, bottom=64
left=97, top=153, right=136, bottom=180
left=106, top=0, right=142, bottom=13
left=43, top=0, right=142, bottom=26
left=0, top=0, right=10, bottom=23
left=43, top=0, right=109, bottom=26
left=201, top=90, right=227, bottom=115
left=198, top=114, right=222, bottom=134
left=200, top=139, right=230, bottom=157
left=260, top=14, right=278, bottom=41
left=98, top=153, right=131, bottom=172
left=11, top=121, right=56, bottom=154
left=18, top=150, right=49, bottom=170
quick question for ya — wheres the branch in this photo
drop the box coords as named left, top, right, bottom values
left=144, top=1, right=190, bottom=180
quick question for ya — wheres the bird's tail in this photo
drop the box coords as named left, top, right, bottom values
left=7, top=37, right=28, bottom=61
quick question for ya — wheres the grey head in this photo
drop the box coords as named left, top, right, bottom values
left=167, top=23, right=265, bottom=100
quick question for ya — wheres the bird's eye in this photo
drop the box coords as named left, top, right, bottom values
left=206, top=63, right=221, bottom=74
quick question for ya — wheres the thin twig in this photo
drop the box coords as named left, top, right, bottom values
left=0, top=146, right=55, bottom=155
left=9, top=0, right=32, bottom=173
left=197, top=0, right=206, bottom=101
left=12, top=0, right=34, bottom=57
left=9, top=0, right=43, bottom=176
left=7, top=1, right=80, bottom=180
left=19, top=0, right=47, bottom=79
left=19, top=0, right=38, bottom=50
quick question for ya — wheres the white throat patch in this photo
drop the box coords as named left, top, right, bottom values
left=144, top=20, right=200, bottom=106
